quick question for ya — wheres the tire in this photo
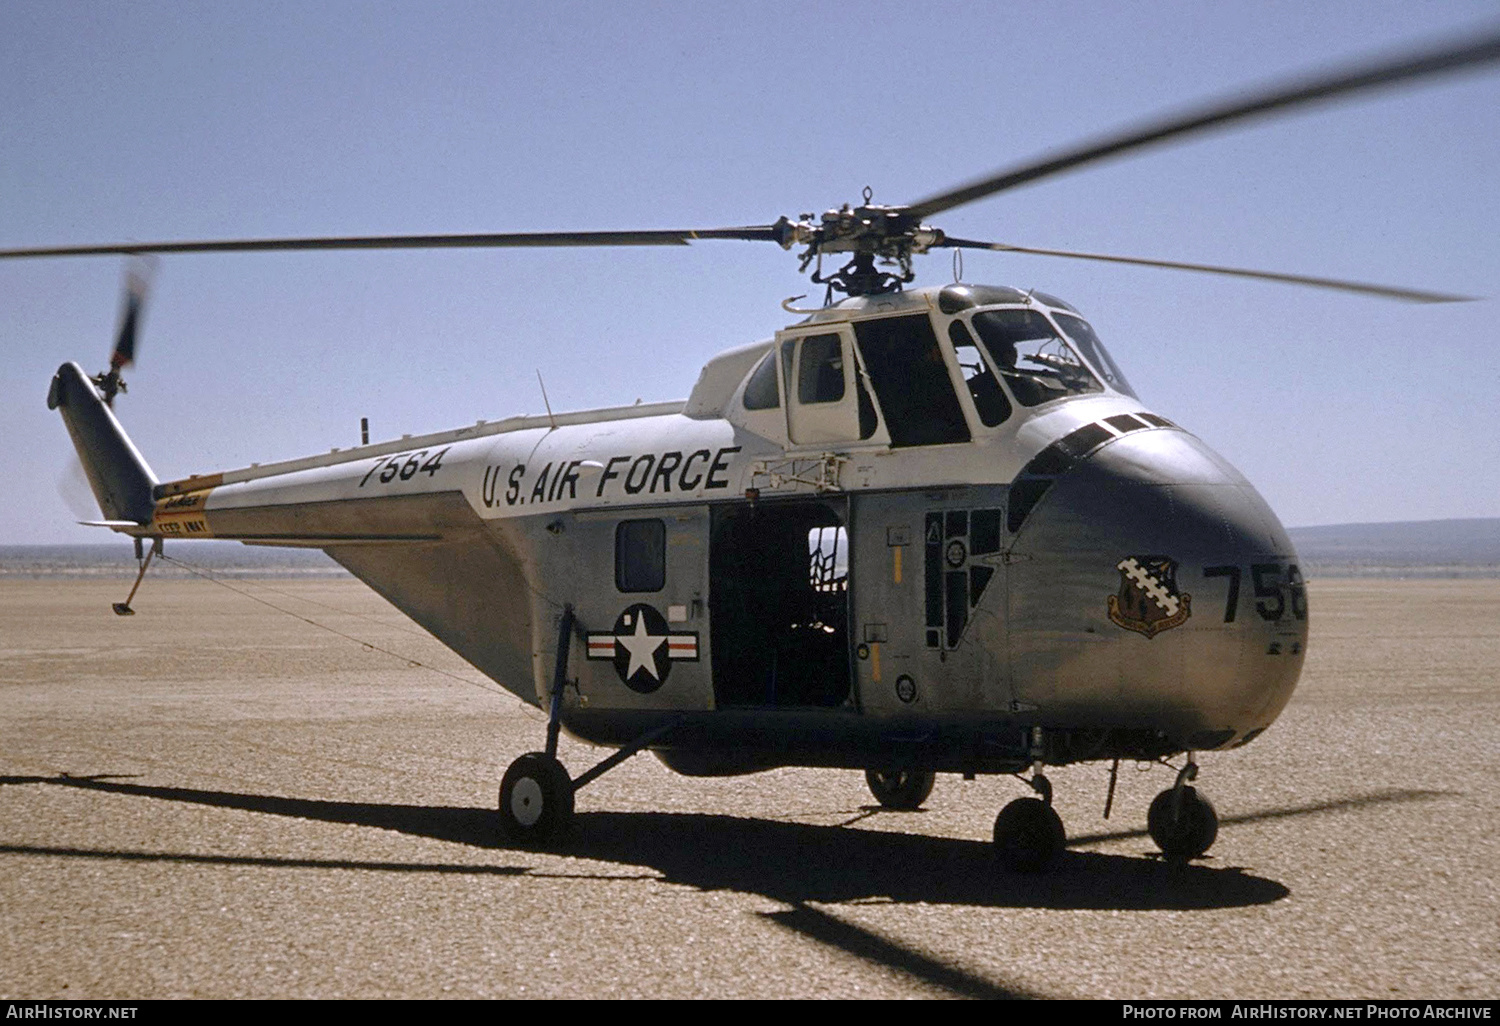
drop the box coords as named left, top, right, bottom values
left=498, top=752, right=575, bottom=844
left=993, top=796, right=1066, bottom=873
left=865, top=769, right=936, bottom=810
left=1147, top=785, right=1218, bottom=861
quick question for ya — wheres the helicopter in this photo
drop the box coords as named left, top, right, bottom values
left=8, top=29, right=1499, bottom=872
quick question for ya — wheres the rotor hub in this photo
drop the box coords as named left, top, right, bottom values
left=774, top=198, right=947, bottom=296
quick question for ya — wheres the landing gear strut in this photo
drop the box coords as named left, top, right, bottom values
left=498, top=607, right=580, bottom=845
left=993, top=769, right=1065, bottom=873
left=497, top=606, right=679, bottom=845
left=1147, top=759, right=1218, bottom=862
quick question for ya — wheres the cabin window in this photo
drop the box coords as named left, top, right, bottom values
left=808, top=525, right=848, bottom=594
left=742, top=352, right=780, bottom=410
left=1053, top=313, right=1137, bottom=398
left=615, top=518, right=666, bottom=592
left=970, top=309, right=1103, bottom=406
left=780, top=331, right=873, bottom=445
left=854, top=315, right=970, bottom=447
left=948, top=320, right=1012, bottom=427
left=795, top=333, right=846, bottom=404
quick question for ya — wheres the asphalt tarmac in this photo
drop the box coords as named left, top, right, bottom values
left=1, top=576, right=1496, bottom=999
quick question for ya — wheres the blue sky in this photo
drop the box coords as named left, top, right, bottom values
left=4, top=0, right=1498, bottom=543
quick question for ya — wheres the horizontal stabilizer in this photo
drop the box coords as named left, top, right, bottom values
left=232, top=535, right=442, bottom=547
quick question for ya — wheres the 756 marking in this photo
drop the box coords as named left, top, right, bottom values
left=1202, top=562, right=1306, bottom=623
left=359, top=447, right=450, bottom=487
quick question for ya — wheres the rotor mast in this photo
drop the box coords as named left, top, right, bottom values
left=773, top=187, right=946, bottom=298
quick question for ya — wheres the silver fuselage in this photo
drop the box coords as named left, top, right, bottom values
left=72, top=284, right=1306, bottom=775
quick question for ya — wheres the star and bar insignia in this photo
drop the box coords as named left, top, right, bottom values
left=586, top=603, right=699, bottom=693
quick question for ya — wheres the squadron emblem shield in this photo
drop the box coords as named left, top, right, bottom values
left=1107, top=556, right=1192, bottom=639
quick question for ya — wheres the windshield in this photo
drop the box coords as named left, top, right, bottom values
left=948, top=320, right=1012, bottom=427
left=1053, top=313, right=1137, bottom=398
left=969, top=309, right=1102, bottom=406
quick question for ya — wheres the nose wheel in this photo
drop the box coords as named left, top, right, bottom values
left=1147, top=762, right=1218, bottom=862
left=993, top=773, right=1065, bottom=873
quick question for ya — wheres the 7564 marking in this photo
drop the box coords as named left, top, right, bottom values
left=359, top=447, right=450, bottom=487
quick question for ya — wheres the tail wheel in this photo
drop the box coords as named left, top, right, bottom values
left=1147, top=785, right=1218, bottom=861
left=499, top=752, right=574, bottom=844
left=993, top=796, right=1065, bottom=873
left=864, top=769, right=936, bottom=810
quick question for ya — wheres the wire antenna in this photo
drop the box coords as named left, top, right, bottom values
left=537, top=370, right=557, bottom=430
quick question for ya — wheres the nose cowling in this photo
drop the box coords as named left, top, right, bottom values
left=1004, top=424, right=1307, bottom=751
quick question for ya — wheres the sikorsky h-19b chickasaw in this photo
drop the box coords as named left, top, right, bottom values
left=10, top=30, right=1498, bottom=871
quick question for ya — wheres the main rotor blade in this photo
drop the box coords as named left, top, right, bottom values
left=905, top=28, right=1500, bottom=220
left=0, top=226, right=783, bottom=260
left=939, top=237, right=1473, bottom=303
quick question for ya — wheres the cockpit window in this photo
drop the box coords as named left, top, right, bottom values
left=970, top=309, right=1102, bottom=406
left=795, top=333, right=846, bottom=404
left=742, top=352, right=780, bottom=410
left=854, top=315, right=970, bottom=448
left=947, top=320, right=1012, bottom=427
left=1053, top=313, right=1137, bottom=398
left=1031, top=291, right=1079, bottom=314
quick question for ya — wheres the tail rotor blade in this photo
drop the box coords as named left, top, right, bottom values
left=57, top=456, right=98, bottom=522
left=111, top=258, right=154, bottom=370
left=99, top=257, right=155, bottom=405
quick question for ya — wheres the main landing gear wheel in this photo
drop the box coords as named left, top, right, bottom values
left=499, top=752, right=575, bottom=844
left=993, top=797, right=1066, bottom=873
left=1147, top=785, right=1218, bottom=862
left=865, top=769, right=936, bottom=810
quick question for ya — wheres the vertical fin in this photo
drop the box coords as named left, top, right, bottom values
left=48, top=361, right=158, bottom=525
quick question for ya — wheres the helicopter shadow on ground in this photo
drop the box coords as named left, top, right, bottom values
left=0, top=775, right=1457, bottom=1001
left=3, top=772, right=1445, bottom=914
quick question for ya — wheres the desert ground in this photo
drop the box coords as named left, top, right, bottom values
left=1, top=576, right=1496, bottom=999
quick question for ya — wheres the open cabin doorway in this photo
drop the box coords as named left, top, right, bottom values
left=709, top=498, right=851, bottom=708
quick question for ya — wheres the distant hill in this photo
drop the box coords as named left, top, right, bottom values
left=1288, top=518, right=1500, bottom=577
left=0, top=541, right=346, bottom=579
left=6, top=518, right=1498, bottom=579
